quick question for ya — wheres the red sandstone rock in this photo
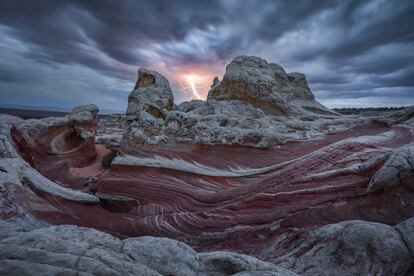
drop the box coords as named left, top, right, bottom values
left=1, top=57, right=414, bottom=275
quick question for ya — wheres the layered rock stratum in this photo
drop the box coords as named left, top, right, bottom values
left=1, top=56, right=414, bottom=275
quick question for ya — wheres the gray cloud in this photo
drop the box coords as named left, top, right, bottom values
left=0, top=0, right=413, bottom=110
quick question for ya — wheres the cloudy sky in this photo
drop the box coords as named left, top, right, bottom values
left=0, top=0, right=413, bottom=111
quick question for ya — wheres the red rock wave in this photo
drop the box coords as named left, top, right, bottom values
left=12, top=121, right=414, bottom=262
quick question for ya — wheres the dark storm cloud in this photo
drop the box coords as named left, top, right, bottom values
left=0, top=0, right=413, bottom=110
left=326, top=2, right=414, bottom=58
left=0, top=0, right=223, bottom=64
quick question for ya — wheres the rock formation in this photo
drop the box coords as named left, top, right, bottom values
left=395, top=217, right=414, bottom=256
left=0, top=105, right=101, bottom=203
left=126, top=68, right=174, bottom=117
left=368, top=143, right=414, bottom=193
left=123, top=69, right=174, bottom=147
left=273, top=220, right=412, bottom=275
left=122, top=56, right=359, bottom=149
left=17, top=103, right=99, bottom=160
left=1, top=56, right=414, bottom=275
left=208, top=56, right=336, bottom=116
left=0, top=224, right=297, bottom=275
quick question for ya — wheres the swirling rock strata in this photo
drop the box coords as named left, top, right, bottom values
left=1, top=56, right=414, bottom=275
left=3, top=105, right=414, bottom=275
left=0, top=106, right=100, bottom=203
left=8, top=111, right=411, bottom=276
left=17, top=103, right=99, bottom=160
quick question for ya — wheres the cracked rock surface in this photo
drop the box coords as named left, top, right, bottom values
left=123, top=56, right=375, bottom=149
left=273, top=220, right=413, bottom=275
left=368, top=143, right=414, bottom=192
left=0, top=224, right=297, bottom=276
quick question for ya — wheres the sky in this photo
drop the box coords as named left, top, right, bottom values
left=0, top=0, right=413, bottom=112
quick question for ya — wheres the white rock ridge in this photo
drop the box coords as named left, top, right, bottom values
left=273, top=220, right=413, bottom=276
left=17, top=104, right=99, bottom=148
left=0, top=224, right=297, bottom=276
left=368, top=143, right=414, bottom=193
left=123, top=56, right=370, bottom=149
left=0, top=107, right=100, bottom=204
left=208, top=55, right=337, bottom=116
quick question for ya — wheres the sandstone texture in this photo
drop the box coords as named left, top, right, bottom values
left=0, top=106, right=100, bottom=203
left=1, top=56, right=414, bottom=275
left=395, top=217, right=414, bottom=256
left=0, top=224, right=297, bottom=276
left=368, top=143, right=414, bottom=193
left=273, top=220, right=412, bottom=275
left=95, top=114, right=125, bottom=149
left=207, top=56, right=336, bottom=116
left=124, top=68, right=174, bottom=147
left=123, top=56, right=370, bottom=149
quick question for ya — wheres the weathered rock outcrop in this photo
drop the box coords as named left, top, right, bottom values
left=96, top=114, right=125, bottom=149
left=375, top=105, right=414, bottom=126
left=123, top=69, right=174, bottom=147
left=0, top=115, right=22, bottom=158
left=17, top=104, right=99, bottom=158
left=123, top=56, right=359, bottom=149
left=368, top=143, right=414, bottom=193
left=395, top=217, right=414, bottom=256
left=2, top=56, right=414, bottom=276
left=126, top=69, right=174, bottom=116
left=0, top=106, right=100, bottom=204
left=273, top=220, right=413, bottom=275
left=0, top=224, right=297, bottom=276
left=207, top=56, right=336, bottom=116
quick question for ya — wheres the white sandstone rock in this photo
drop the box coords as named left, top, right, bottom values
left=0, top=119, right=19, bottom=158
left=207, top=55, right=337, bottom=116
left=200, top=251, right=298, bottom=276
left=0, top=111, right=100, bottom=203
left=395, top=216, right=414, bottom=256
left=123, top=69, right=174, bottom=147
left=126, top=68, right=173, bottom=116
left=0, top=224, right=296, bottom=276
left=122, top=56, right=378, bottom=149
left=368, top=143, right=414, bottom=193
left=17, top=104, right=99, bottom=146
left=71, top=104, right=99, bottom=115
left=274, top=220, right=412, bottom=276
left=122, top=236, right=200, bottom=275
left=0, top=225, right=160, bottom=275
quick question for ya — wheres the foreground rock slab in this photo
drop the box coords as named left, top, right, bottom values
left=0, top=224, right=297, bottom=276
left=273, top=220, right=413, bottom=275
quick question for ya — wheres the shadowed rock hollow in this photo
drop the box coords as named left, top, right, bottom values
left=1, top=55, right=414, bottom=275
